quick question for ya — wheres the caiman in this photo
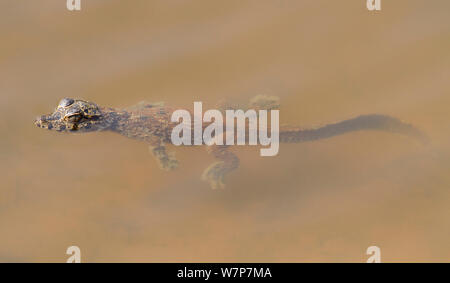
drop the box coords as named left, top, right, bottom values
left=34, top=96, right=427, bottom=189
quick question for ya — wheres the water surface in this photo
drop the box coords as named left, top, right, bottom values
left=0, top=0, right=449, bottom=262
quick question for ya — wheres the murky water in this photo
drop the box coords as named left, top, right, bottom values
left=1, top=0, right=449, bottom=262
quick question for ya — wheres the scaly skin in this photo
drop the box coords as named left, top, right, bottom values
left=34, top=97, right=428, bottom=189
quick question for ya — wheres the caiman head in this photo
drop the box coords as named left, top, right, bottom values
left=34, top=98, right=108, bottom=132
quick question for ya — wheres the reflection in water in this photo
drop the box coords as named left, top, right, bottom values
left=0, top=0, right=449, bottom=262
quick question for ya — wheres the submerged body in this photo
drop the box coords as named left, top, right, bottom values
left=35, top=97, right=427, bottom=189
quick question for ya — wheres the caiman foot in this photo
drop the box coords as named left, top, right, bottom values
left=149, top=145, right=179, bottom=171
left=201, top=161, right=226, bottom=190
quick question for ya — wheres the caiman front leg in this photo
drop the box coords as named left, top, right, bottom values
left=203, top=95, right=278, bottom=189
left=148, top=142, right=179, bottom=171
left=202, top=145, right=240, bottom=189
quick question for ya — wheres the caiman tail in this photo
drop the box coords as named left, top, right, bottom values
left=280, top=114, right=428, bottom=144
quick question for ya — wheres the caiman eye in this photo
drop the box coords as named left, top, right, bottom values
left=65, top=114, right=81, bottom=123
left=59, top=98, right=75, bottom=108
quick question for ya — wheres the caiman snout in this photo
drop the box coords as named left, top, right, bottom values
left=34, top=115, right=49, bottom=129
left=34, top=114, right=59, bottom=130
